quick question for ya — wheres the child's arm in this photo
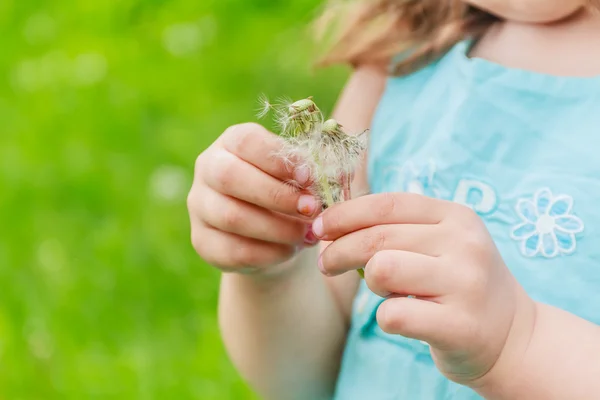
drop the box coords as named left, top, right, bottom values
left=217, top=65, right=386, bottom=400
left=476, top=302, right=600, bottom=400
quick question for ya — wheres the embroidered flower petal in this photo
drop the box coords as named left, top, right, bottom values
left=555, top=231, right=576, bottom=254
left=549, top=195, right=573, bottom=217
left=515, top=199, right=538, bottom=222
left=510, top=223, right=536, bottom=240
left=540, top=232, right=559, bottom=258
left=534, top=188, right=553, bottom=215
left=555, top=215, right=584, bottom=234
left=406, top=180, right=425, bottom=195
left=522, top=233, right=541, bottom=257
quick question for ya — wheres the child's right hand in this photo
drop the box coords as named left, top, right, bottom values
left=187, top=123, right=321, bottom=275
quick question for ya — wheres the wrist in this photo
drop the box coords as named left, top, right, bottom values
left=471, top=285, right=538, bottom=399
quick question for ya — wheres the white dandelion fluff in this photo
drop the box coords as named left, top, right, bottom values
left=258, top=95, right=368, bottom=277
left=259, top=96, right=367, bottom=208
left=256, top=93, right=272, bottom=119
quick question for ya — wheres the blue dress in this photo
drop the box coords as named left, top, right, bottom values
left=333, top=41, right=600, bottom=399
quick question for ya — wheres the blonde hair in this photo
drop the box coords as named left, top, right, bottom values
left=316, top=0, right=600, bottom=76
left=316, top=0, right=497, bottom=76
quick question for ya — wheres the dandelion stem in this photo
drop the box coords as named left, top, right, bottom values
left=313, top=150, right=335, bottom=207
left=319, top=173, right=335, bottom=207
left=342, top=173, right=351, bottom=202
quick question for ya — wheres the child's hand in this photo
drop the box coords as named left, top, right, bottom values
left=187, top=123, right=321, bottom=276
left=312, top=193, right=536, bottom=387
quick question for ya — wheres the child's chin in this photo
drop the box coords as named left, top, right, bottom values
left=466, top=0, right=584, bottom=24
left=513, top=7, right=584, bottom=24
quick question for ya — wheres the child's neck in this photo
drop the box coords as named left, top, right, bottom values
left=472, top=8, right=600, bottom=77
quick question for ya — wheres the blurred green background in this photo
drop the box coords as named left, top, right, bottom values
left=0, top=0, right=348, bottom=398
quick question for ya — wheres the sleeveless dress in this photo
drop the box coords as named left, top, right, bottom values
left=333, top=41, right=600, bottom=399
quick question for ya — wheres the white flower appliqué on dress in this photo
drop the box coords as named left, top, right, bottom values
left=510, top=188, right=584, bottom=258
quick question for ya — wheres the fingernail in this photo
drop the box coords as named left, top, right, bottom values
left=297, top=195, right=317, bottom=216
left=294, top=165, right=310, bottom=187
left=304, top=224, right=318, bottom=245
left=318, top=256, right=329, bottom=275
left=312, top=216, right=324, bottom=238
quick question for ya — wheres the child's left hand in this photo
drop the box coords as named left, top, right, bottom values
left=312, top=193, right=536, bottom=388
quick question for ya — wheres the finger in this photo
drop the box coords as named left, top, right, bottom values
left=365, top=250, right=447, bottom=298
left=191, top=223, right=295, bottom=271
left=194, top=186, right=308, bottom=245
left=204, top=149, right=321, bottom=219
left=318, top=224, right=439, bottom=276
left=220, top=123, right=312, bottom=187
left=313, top=192, right=453, bottom=241
left=377, top=297, right=464, bottom=350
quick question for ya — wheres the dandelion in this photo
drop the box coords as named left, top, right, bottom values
left=256, top=96, right=368, bottom=277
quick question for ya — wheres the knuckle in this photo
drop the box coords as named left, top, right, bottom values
left=212, top=251, right=240, bottom=270
left=233, top=243, right=291, bottom=268
left=279, top=245, right=295, bottom=260
left=211, top=151, right=237, bottom=188
left=215, top=248, right=244, bottom=269
left=322, top=209, right=342, bottom=234
left=220, top=205, right=242, bottom=230
left=191, top=229, right=208, bottom=257
left=192, top=151, right=209, bottom=182
left=457, top=262, right=488, bottom=292
left=461, top=230, right=490, bottom=259
left=279, top=222, right=305, bottom=245
left=232, top=242, right=263, bottom=267
left=186, top=187, right=199, bottom=213
left=236, top=122, right=264, bottom=134
left=194, top=152, right=204, bottom=173
left=460, top=205, right=479, bottom=222
left=445, top=205, right=490, bottom=251
left=320, top=246, right=340, bottom=274
left=273, top=245, right=295, bottom=264
left=376, top=193, right=399, bottom=218
left=366, top=252, right=395, bottom=287
left=190, top=228, right=236, bottom=270
left=362, top=229, right=387, bottom=257
left=229, top=248, right=250, bottom=267
left=187, top=183, right=210, bottom=215
left=453, top=204, right=482, bottom=228
left=222, top=123, right=264, bottom=154
left=377, top=302, right=404, bottom=334
left=268, top=184, right=288, bottom=207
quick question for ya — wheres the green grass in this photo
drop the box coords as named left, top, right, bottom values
left=0, top=1, right=349, bottom=398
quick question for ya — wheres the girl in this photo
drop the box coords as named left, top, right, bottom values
left=187, top=1, right=600, bottom=399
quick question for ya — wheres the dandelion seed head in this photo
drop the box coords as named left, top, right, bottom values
left=322, top=119, right=342, bottom=134
left=288, top=97, right=317, bottom=114
left=256, top=94, right=366, bottom=209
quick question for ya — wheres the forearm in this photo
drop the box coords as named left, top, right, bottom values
left=478, top=302, right=600, bottom=399
left=218, top=247, right=348, bottom=400
left=217, top=63, right=382, bottom=399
